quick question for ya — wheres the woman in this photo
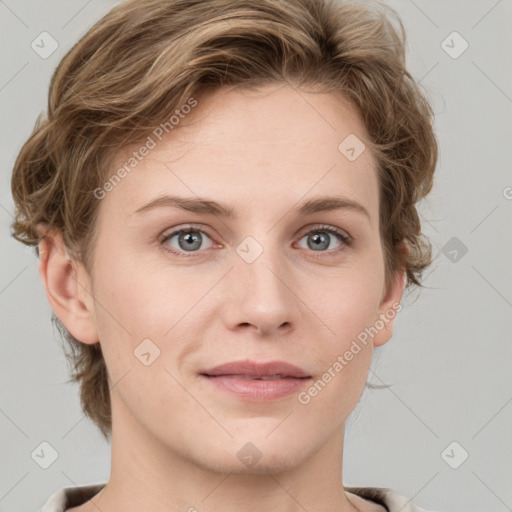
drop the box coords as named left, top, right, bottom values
left=11, top=0, right=438, bottom=510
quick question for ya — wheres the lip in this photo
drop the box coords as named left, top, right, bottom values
left=200, top=359, right=312, bottom=402
left=200, top=359, right=310, bottom=378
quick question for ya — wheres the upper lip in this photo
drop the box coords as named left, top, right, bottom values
left=201, top=359, right=311, bottom=378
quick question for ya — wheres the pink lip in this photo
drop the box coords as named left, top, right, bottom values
left=201, top=359, right=310, bottom=378
left=200, top=359, right=312, bottom=402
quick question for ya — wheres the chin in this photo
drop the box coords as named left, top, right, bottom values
left=187, top=434, right=313, bottom=476
left=200, top=450, right=308, bottom=476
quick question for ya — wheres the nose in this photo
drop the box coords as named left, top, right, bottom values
left=226, top=244, right=299, bottom=337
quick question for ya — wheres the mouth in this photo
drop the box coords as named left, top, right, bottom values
left=199, top=360, right=312, bottom=401
left=201, top=374, right=310, bottom=380
left=200, top=374, right=312, bottom=401
left=200, top=359, right=311, bottom=379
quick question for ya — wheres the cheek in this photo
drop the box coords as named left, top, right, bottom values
left=92, top=245, right=188, bottom=333
left=90, top=251, right=211, bottom=377
left=307, top=258, right=384, bottom=338
left=304, top=256, right=384, bottom=387
left=298, top=304, right=376, bottom=420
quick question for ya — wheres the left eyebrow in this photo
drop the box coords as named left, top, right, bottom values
left=132, top=194, right=371, bottom=221
left=294, top=196, right=370, bottom=220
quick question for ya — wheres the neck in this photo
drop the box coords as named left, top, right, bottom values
left=94, top=395, right=360, bottom=512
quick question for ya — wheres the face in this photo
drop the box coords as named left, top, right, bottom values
left=70, top=84, right=404, bottom=473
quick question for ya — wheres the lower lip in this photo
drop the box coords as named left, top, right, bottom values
left=202, top=375, right=311, bottom=401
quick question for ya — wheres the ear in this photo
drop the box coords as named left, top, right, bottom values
left=372, top=244, right=408, bottom=348
left=37, top=225, right=99, bottom=344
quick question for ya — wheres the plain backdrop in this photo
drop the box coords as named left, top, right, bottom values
left=1, top=1, right=511, bottom=511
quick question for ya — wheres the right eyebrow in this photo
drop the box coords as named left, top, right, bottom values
left=133, top=195, right=236, bottom=218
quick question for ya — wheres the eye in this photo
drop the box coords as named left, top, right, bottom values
left=296, top=225, right=351, bottom=254
left=159, top=223, right=352, bottom=259
left=160, top=226, right=214, bottom=257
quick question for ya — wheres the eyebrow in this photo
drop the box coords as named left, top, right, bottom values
left=133, top=194, right=370, bottom=220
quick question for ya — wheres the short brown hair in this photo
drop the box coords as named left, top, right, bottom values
left=10, top=0, right=438, bottom=441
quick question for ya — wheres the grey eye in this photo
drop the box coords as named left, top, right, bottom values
left=163, top=229, right=213, bottom=253
left=297, top=228, right=346, bottom=252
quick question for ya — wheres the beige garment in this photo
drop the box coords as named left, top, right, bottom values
left=40, top=483, right=439, bottom=512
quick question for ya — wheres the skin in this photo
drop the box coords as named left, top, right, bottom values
left=38, top=83, right=405, bottom=512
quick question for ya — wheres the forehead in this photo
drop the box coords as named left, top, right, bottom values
left=105, top=84, right=379, bottom=225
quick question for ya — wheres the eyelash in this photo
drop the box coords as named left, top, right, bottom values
left=159, top=224, right=352, bottom=258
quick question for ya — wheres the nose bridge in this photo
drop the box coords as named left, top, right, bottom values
left=231, top=232, right=296, bottom=332
left=237, top=233, right=286, bottom=295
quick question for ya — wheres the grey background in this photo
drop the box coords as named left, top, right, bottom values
left=1, top=1, right=511, bottom=511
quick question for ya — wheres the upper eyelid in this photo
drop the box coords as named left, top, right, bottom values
left=296, top=223, right=350, bottom=239
left=160, top=224, right=213, bottom=241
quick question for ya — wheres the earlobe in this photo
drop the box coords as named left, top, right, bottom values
left=37, top=226, right=99, bottom=345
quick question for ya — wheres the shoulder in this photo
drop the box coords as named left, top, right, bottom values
left=39, top=483, right=106, bottom=512
left=345, top=485, right=441, bottom=512
left=40, top=483, right=442, bottom=512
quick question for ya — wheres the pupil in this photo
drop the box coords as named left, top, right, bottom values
left=310, top=232, right=328, bottom=250
left=181, top=231, right=201, bottom=250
